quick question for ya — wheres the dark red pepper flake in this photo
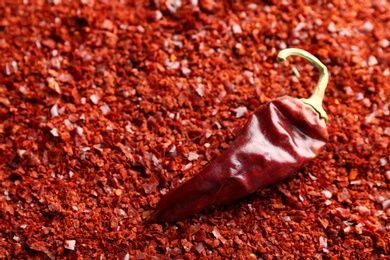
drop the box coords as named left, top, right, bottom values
left=334, top=207, right=352, bottom=219
left=193, top=229, right=207, bottom=242
left=28, top=241, right=55, bottom=260
left=292, top=211, right=307, bottom=223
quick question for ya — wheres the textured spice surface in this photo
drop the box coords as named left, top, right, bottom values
left=1, top=1, right=390, bottom=259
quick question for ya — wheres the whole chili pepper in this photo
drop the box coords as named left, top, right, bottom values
left=153, top=48, right=329, bottom=222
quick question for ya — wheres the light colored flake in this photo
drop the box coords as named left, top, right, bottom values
left=90, top=94, right=99, bottom=104
left=248, top=3, right=257, bottom=10
left=362, top=21, right=374, bottom=32
left=166, top=0, right=181, bottom=13
left=76, top=126, right=83, bottom=136
left=50, top=128, right=59, bottom=137
left=236, top=106, right=248, bottom=118
left=188, top=152, right=199, bottom=161
left=18, top=149, right=26, bottom=157
left=321, top=190, right=332, bottom=199
left=319, top=236, right=327, bottom=249
left=380, top=39, right=389, bottom=48
left=64, top=240, right=76, bottom=250
left=100, top=104, right=111, bottom=115
left=232, top=24, right=242, bottom=34
left=327, top=22, right=336, bottom=33
left=368, top=56, right=378, bottom=66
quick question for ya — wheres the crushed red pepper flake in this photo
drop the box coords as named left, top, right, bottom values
left=1, top=0, right=390, bottom=259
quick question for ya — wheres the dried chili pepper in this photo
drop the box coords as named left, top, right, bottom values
left=153, top=48, right=329, bottom=222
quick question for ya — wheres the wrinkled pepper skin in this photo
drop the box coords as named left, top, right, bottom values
left=153, top=96, right=328, bottom=222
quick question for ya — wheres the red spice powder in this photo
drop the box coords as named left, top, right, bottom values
left=1, top=0, right=389, bottom=259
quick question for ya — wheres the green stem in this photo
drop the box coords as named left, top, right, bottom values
left=277, top=48, right=329, bottom=122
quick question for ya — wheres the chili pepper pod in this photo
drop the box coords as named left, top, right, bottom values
left=152, top=48, right=329, bottom=222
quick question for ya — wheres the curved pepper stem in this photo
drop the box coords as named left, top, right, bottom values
left=277, top=48, right=329, bottom=122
